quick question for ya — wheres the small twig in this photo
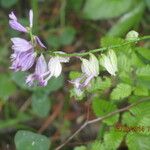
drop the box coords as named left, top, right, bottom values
left=19, top=97, right=31, bottom=112
left=55, top=97, right=150, bottom=150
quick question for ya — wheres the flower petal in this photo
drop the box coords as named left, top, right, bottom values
left=29, top=9, right=33, bottom=28
left=35, top=36, right=46, bottom=49
left=35, top=54, right=47, bottom=75
left=9, top=20, right=27, bottom=32
left=11, top=38, right=33, bottom=52
left=48, top=57, right=62, bottom=77
left=9, top=12, right=17, bottom=21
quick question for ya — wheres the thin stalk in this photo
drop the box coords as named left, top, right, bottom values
left=46, top=35, right=150, bottom=57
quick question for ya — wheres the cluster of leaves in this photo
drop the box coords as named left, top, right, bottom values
left=72, top=36, right=150, bottom=150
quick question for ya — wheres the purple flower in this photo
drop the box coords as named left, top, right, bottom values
left=26, top=52, right=69, bottom=87
left=35, top=36, right=46, bottom=49
left=70, top=54, right=99, bottom=91
left=10, top=37, right=36, bottom=71
left=11, top=38, right=33, bottom=52
left=10, top=50, right=36, bottom=71
left=26, top=54, right=49, bottom=86
left=9, top=10, right=46, bottom=49
left=9, top=12, right=27, bottom=33
left=9, top=10, right=34, bottom=33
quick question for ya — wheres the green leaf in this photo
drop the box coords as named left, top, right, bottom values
left=12, top=72, right=32, bottom=91
left=136, top=65, right=150, bottom=89
left=59, top=27, right=76, bottom=45
left=32, top=92, right=51, bottom=117
left=107, top=2, right=145, bottom=37
left=118, top=53, right=131, bottom=72
left=47, top=27, right=76, bottom=48
left=100, top=37, right=130, bottom=52
left=102, top=130, right=125, bottom=150
left=1, top=0, right=18, bottom=8
left=0, top=74, right=16, bottom=101
left=87, top=77, right=111, bottom=92
left=126, top=133, right=150, bottom=150
left=12, top=72, right=64, bottom=94
left=111, top=83, right=132, bottom=101
left=134, top=87, right=149, bottom=96
left=67, top=0, right=84, bottom=11
left=47, top=34, right=60, bottom=48
left=15, top=130, right=50, bottom=150
left=135, top=47, right=150, bottom=61
left=130, top=52, right=144, bottom=68
left=83, top=0, right=134, bottom=20
left=92, top=98, right=119, bottom=125
left=74, top=146, right=87, bottom=150
left=69, top=71, right=81, bottom=80
left=119, top=72, right=133, bottom=85
left=90, top=141, right=104, bottom=150
left=122, top=102, right=150, bottom=135
left=144, top=0, right=150, bottom=9
left=90, top=130, right=125, bottom=150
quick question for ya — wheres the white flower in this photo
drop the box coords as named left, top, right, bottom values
left=81, top=53, right=99, bottom=77
left=100, top=49, right=117, bottom=76
left=43, top=52, right=70, bottom=83
left=48, top=57, right=62, bottom=78
left=70, top=54, right=99, bottom=91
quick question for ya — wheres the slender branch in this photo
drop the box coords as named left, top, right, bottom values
left=55, top=97, right=150, bottom=150
left=47, top=35, right=150, bottom=57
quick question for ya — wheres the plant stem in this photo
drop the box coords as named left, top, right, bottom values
left=47, top=35, right=150, bottom=57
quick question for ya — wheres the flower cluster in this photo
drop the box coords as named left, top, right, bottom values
left=9, top=10, right=69, bottom=86
left=9, top=10, right=118, bottom=91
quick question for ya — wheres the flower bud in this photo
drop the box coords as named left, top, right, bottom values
left=126, top=30, right=139, bottom=41
left=100, top=49, right=117, bottom=76
left=81, top=53, right=99, bottom=77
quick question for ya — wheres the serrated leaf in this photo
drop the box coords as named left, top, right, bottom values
left=134, top=87, right=149, bottom=96
left=119, top=72, right=133, bottom=85
left=0, top=74, right=16, bottom=101
left=103, top=130, right=125, bottom=150
left=136, top=65, right=150, bottom=89
left=118, top=53, right=131, bottom=72
left=88, top=77, right=111, bottom=92
left=90, top=141, right=104, bottom=150
left=107, top=2, right=145, bottom=37
left=74, top=146, right=87, bottom=150
left=15, top=130, right=50, bottom=150
left=32, top=92, right=51, bottom=117
left=92, top=98, right=119, bottom=125
left=111, top=83, right=132, bottom=101
left=83, top=0, right=133, bottom=20
left=135, top=47, right=150, bottom=61
left=122, top=102, right=150, bottom=135
left=126, top=133, right=150, bottom=150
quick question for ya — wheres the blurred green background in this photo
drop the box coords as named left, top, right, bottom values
left=0, top=0, right=150, bottom=149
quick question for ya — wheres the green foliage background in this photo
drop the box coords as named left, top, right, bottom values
left=0, top=0, right=149, bottom=150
